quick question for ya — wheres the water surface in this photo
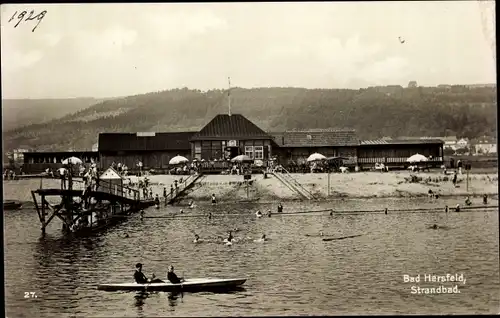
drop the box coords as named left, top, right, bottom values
left=4, top=197, right=499, bottom=316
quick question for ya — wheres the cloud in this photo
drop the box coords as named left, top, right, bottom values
left=74, top=25, right=138, bottom=59
left=1, top=45, right=44, bottom=71
left=148, top=8, right=227, bottom=42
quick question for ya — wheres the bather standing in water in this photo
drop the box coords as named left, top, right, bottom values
left=483, top=194, right=488, bottom=204
left=211, top=194, right=217, bottom=205
left=277, top=203, right=283, bottom=213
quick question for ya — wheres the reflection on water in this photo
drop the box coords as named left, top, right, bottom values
left=4, top=197, right=500, bottom=317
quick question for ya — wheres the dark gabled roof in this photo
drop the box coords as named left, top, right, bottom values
left=99, top=132, right=196, bottom=152
left=269, top=129, right=359, bottom=147
left=360, top=139, right=444, bottom=146
left=190, top=114, right=271, bottom=140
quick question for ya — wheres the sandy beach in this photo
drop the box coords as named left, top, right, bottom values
left=124, top=171, right=498, bottom=203
left=4, top=171, right=497, bottom=204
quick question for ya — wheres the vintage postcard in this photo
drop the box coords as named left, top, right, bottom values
left=2, top=2, right=497, bottom=317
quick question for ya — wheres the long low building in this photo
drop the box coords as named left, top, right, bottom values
left=19, top=113, right=445, bottom=173
left=98, top=132, right=196, bottom=172
left=358, top=139, right=444, bottom=168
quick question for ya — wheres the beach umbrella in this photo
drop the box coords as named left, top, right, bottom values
left=62, top=156, right=82, bottom=165
left=307, top=153, right=327, bottom=162
left=407, top=153, right=428, bottom=163
left=231, top=155, right=253, bottom=163
left=169, top=155, right=189, bottom=165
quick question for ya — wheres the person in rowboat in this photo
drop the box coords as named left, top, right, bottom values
left=134, top=263, right=164, bottom=284
left=167, top=265, right=184, bottom=284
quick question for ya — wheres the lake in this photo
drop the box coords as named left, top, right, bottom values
left=4, top=197, right=499, bottom=316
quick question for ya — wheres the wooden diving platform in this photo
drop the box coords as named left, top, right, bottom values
left=31, top=175, right=154, bottom=236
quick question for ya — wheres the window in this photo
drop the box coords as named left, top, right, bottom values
left=195, top=143, right=201, bottom=160
left=254, top=146, right=264, bottom=159
left=245, top=146, right=254, bottom=159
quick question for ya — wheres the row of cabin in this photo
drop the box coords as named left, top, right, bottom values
left=21, top=114, right=445, bottom=173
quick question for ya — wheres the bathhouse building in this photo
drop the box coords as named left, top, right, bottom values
left=189, top=114, right=274, bottom=161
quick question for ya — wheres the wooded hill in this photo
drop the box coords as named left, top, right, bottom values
left=2, top=97, right=110, bottom=132
left=3, top=85, right=496, bottom=152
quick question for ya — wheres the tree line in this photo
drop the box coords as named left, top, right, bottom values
left=3, top=86, right=496, bottom=151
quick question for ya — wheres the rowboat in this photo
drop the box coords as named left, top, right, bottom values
left=97, top=277, right=247, bottom=292
left=3, top=200, right=23, bottom=210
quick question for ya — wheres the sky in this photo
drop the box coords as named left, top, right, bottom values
left=1, top=1, right=496, bottom=99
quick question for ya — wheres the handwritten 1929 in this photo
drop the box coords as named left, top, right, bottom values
left=8, top=10, right=47, bottom=32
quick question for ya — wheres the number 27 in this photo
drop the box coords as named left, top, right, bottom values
left=24, top=292, right=36, bottom=298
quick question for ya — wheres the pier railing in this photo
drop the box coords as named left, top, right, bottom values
left=276, top=167, right=316, bottom=200
left=35, top=176, right=140, bottom=201
left=164, top=173, right=203, bottom=204
left=97, top=179, right=140, bottom=201
left=357, top=157, right=443, bottom=166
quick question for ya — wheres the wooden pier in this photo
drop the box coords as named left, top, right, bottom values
left=31, top=175, right=154, bottom=235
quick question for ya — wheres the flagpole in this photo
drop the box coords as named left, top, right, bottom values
left=228, top=77, right=231, bottom=116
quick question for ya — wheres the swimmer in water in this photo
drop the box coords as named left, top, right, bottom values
left=193, top=234, right=201, bottom=243
left=432, top=224, right=438, bottom=229
left=189, top=200, right=196, bottom=209
left=465, top=196, right=472, bottom=206
left=255, top=234, right=267, bottom=242
left=483, top=194, right=488, bottom=204
left=180, top=209, right=184, bottom=214
left=319, top=231, right=324, bottom=237
left=267, top=209, right=272, bottom=217
left=329, top=210, right=333, bottom=216
left=455, top=204, right=460, bottom=212
left=256, top=210, right=262, bottom=218
left=208, top=212, right=212, bottom=220
left=223, top=231, right=233, bottom=243
left=124, top=233, right=130, bottom=238
left=225, top=232, right=233, bottom=246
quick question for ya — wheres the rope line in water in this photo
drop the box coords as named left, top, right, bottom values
left=140, top=205, right=498, bottom=219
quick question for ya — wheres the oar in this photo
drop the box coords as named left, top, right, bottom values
left=180, top=271, right=185, bottom=300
